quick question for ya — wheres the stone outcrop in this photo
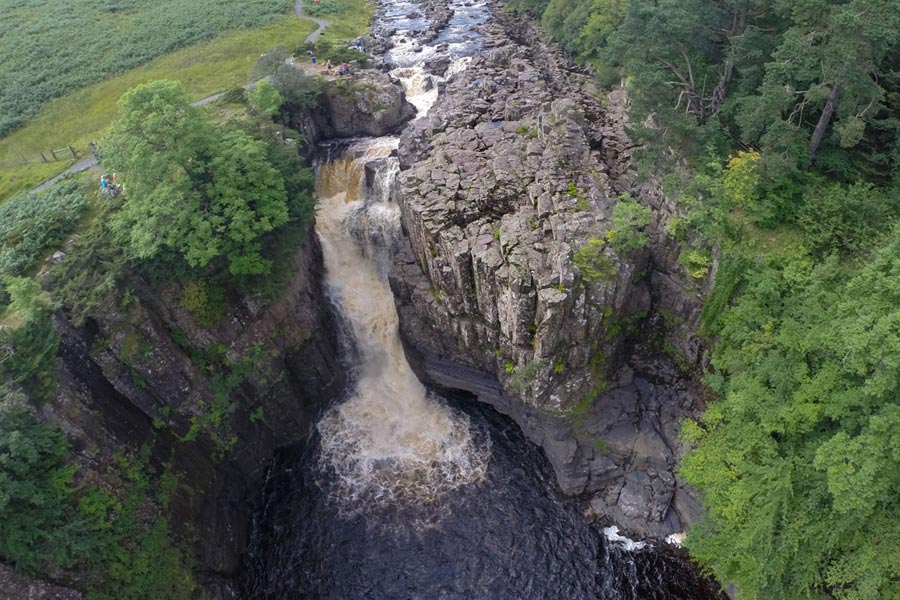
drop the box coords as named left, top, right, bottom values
left=0, top=564, right=82, bottom=600
left=389, top=1, right=711, bottom=539
left=311, top=70, right=417, bottom=138
left=43, top=228, right=344, bottom=595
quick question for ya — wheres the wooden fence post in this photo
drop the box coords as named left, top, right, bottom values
left=41, top=152, right=48, bottom=163
left=50, top=149, right=58, bottom=161
left=69, top=146, right=77, bottom=158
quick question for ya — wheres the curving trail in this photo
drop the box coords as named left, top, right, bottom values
left=31, top=2, right=330, bottom=193
left=296, top=0, right=330, bottom=43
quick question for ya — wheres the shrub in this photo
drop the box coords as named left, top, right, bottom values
left=0, top=277, right=60, bottom=402
left=181, top=281, right=225, bottom=326
left=573, top=238, right=616, bottom=284
left=221, top=87, right=247, bottom=105
left=0, top=386, right=81, bottom=572
left=248, top=80, right=283, bottom=116
left=797, top=182, right=900, bottom=257
left=606, top=196, right=650, bottom=253
left=678, top=248, right=712, bottom=279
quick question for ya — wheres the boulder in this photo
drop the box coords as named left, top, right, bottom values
left=313, top=70, right=417, bottom=138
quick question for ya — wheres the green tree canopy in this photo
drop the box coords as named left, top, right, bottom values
left=248, top=80, right=284, bottom=117
left=102, top=80, right=290, bottom=276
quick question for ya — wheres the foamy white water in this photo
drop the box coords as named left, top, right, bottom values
left=603, top=526, right=648, bottom=551
left=314, top=140, right=490, bottom=510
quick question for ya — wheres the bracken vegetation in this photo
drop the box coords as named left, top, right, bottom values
left=0, top=0, right=293, bottom=136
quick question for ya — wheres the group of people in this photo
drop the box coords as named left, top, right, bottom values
left=309, top=39, right=365, bottom=76
left=325, top=60, right=352, bottom=76
left=100, top=173, right=122, bottom=197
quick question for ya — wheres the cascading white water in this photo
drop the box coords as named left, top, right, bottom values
left=314, top=139, right=490, bottom=512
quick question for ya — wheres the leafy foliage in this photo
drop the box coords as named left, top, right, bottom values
left=530, top=1, right=900, bottom=597
left=606, top=197, right=650, bottom=253
left=681, top=235, right=900, bottom=599
left=573, top=238, right=616, bottom=284
left=0, top=277, right=60, bottom=401
left=248, top=81, right=284, bottom=116
left=0, top=389, right=196, bottom=596
left=45, top=203, right=127, bottom=326
left=0, top=386, right=83, bottom=571
left=253, top=47, right=324, bottom=111
left=102, top=80, right=292, bottom=276
left=0, top=0, right=293, bottom=136
left=0, top=180, right=88, bottom=282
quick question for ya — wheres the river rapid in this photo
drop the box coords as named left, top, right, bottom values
left=242, top=1, right=725, bottom=598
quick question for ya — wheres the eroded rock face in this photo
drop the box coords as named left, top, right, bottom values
left=312, top=70, right=417, bottom=138
left=44, top=228, right=344, bottom=596
left=0, top=564, right=82, bottom=600
left=390, top=2, right=710, bottom=539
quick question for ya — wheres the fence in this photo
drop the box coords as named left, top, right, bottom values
left=0, top=144, right=90, bottom=169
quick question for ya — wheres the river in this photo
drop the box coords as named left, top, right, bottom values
left=241, top=0, right=725, bottom=597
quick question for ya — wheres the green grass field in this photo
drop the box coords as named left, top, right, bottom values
left=0, top=18, right=316, bottom=201
left=310, top=0, right=375, bottom=43
left=0, top=0, right=294, bottom=137
left=0, top=0, right=373, bottom=202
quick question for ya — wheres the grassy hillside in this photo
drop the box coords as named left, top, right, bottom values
left=0, top=0, right=294, bottom=137
left=0, top=17, right=317, bottom=201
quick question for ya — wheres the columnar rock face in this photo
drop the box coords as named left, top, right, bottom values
left=45, top=229, right=344, bottom=594
left=393, top=52, right=646, bottom=414
left=390, top=2, right=710, bottom=538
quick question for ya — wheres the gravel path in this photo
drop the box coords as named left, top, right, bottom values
left=30, top=2, right=330, bottom=193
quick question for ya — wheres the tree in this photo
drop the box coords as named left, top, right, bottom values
left=738, top=0, right=900, bottom=169
left=253, top=46, right=323, bottom=111
left=102, top=81, right=290, bottom=276
left=681, top=234, right=900, bottom=599
left=248, top=81, right=283, bottom=116
left=0, top=386, right=79, bottom=572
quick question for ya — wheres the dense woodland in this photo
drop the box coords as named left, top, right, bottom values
left=508, top=0, right=900, bottom=597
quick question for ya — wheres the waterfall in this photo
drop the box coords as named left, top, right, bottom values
left=313, top=139, right=490, bottom=514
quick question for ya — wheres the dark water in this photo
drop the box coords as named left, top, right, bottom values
left=242, top=394, right=723, bottom=600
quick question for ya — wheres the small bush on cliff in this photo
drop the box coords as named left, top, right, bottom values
left=0, top=277, right=60, bottom=402
left=573, top=238, right=616, bottom=284
left=605, top=197, right=650, bottom=254
left=181, top=281, right=226, bottom=326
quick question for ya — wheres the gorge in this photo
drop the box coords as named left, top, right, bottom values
left=7, top=0, right=721, bottom=597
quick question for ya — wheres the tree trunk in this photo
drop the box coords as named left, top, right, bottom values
left=805, top=82, right=843, bottom=169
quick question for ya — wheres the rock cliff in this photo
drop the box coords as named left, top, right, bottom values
left=311, top=70, right=417, bottom=138
left=389, top=1, right=711, bottom=538
left=44, top=228, right=344, bottom=595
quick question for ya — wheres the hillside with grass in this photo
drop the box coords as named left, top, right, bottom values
left=0, top=0, right=295, bottom=137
